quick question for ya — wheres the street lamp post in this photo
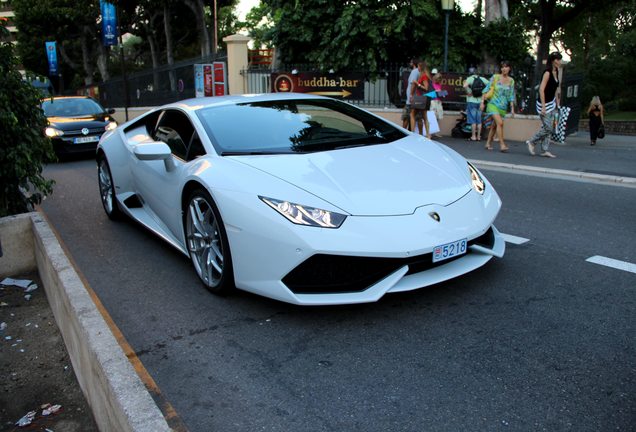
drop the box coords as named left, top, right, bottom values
left=441, top=0, right=455, bottom=73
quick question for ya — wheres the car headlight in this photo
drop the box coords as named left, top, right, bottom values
left=260, top=196, right=347, bottom=228
left=105, top=121, right=118, bottom=131
left=45, top=127, right=64, bottom=137
left=468, top=162, right=485, bottom=194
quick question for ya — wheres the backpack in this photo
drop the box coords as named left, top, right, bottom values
left=470, top=76, right=485, bottom=97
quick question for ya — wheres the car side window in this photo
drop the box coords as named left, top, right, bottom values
left=153, top=110, right=199, bottom=161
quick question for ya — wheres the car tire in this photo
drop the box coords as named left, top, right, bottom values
left=97, top=155, right=123, bottom=220
left=185, top=189, right=235, bottom=295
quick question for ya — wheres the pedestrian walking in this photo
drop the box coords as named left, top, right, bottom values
left=410, top=60, right=431, bottom=138
left=430, top=68, right=444, bottom=138
left=463, top=67, right=489, bottom=142
left=480, top=61, right=516, bottom=152
left=402, top=58, right=420, bottom=130
left=526, top=52, right=563, bottom=158
left=587, top=96, right=605, bottom=146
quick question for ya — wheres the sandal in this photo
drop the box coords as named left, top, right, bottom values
left=500, top=145, right=509, bottom=153
left=467, top=137, right=478, bottom=142
left=485, top=143, right=493, bottom=151
left=540, top=151, right=556, bottom=158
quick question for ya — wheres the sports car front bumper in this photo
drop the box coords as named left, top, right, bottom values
left=225, top=187, right=504, bottom=305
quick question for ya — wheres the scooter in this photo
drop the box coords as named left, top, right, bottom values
left=451, top=110, right=493, bottom=139
left=451, top=111, right=473, bottom=138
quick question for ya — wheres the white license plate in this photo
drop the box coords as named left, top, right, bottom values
left=432, top=238, right=467, bottom=263
left=74, top=136, right=99, bottom=144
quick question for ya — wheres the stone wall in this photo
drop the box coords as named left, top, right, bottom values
left=578, top=120, right=636, bottom=136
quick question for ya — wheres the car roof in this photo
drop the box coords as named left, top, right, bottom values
left=163, top=93, right=332, bottom=112
left=41, top=96, right=95, bottom=102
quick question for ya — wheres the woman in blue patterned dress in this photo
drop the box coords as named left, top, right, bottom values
left=480, top=61, right=516, bottom=152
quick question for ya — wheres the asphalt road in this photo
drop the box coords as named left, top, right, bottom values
left=40, top=142, right=635, bottom=431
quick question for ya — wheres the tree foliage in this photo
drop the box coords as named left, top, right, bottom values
left=0, top=23, right=55, bottom=217
left=559, top=0, right=636, bottom=111
left=12, top=0, right=240, bottom=89
left=480, top=18, right=532, bottom=66
left=12, top=0, right=101, bottom=87
left=254, top=0, right=466, bottom=72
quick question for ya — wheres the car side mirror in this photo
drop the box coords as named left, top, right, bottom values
left=133, top=141, right=176, bottom=172
left=107, top=108, right=116, bottom=114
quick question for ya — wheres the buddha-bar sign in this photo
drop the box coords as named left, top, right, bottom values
left=271, top=72, right=364, bottom=99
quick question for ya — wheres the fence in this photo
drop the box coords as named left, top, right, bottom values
left=75, top=53, right=227, bottom=109
left=242, top=63, right=583, bottom=116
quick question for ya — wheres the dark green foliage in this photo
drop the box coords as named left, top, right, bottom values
left=248, top=0, right=531, bottom=75
left=481, top=18, right=532, bottom=66
left=559, top=0, right=636, bottom=114
left=0, top=23, right=55, bottom=217
left=256, top=0, right=440, bottom=72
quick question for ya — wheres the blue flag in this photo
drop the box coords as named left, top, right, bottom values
left=45, top=41, right=58, bottom=76
left=100, top=0, right=117, bottom=46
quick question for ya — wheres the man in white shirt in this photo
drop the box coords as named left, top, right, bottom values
left=402, top=58, right=421, bottom=129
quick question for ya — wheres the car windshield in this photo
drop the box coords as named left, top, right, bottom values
left=42, top=98, right=105, bottom=117
left=196, top=99, right=407, bottom=155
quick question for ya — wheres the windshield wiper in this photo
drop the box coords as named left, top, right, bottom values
left=221, top=150, right=284, bottom=156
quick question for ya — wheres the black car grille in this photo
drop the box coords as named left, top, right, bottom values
left=282, top=227, right=496, bottom=295
left=64, top=127, right=104, bottom=136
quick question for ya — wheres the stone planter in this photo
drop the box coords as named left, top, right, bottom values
left=0, top=212, right=170, bottom=432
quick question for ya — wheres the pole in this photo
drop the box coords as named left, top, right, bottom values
left=116, top=7, right=129, bottom=121
left=443, top=11, right=449, bottom=72
left=213, top=0, right=218, bottom=55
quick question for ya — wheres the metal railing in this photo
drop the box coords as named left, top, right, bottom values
left=75, top=53, right=227, bottom=109
left=242, top=63, right=555, bottom=115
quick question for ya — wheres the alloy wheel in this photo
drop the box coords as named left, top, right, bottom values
left=186, top=195, right=224, bottom=288
left=98, top=159, right=114, bottom=214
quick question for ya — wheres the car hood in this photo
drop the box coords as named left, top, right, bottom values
left=47, top=115, right=110, bottom=130
left=229, top=136, right=472, bottom=216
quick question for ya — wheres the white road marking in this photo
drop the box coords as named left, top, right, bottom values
left=501, top=233, right=530, bottom=245
left=473, top=160, right=636, bottom=188
left=586, top=256, right=636, bottom=274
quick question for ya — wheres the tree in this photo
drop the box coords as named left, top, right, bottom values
left=485, top=0, right=509, bottom=22
left=514, top=0, right=626, bottom=108
left=560, top=0, right=636, bottom=111
left=0, top=22, right=55, bottom=217
left=13, top=0, right=104, bottom=88
left=180, top=0, right=238, bottom=58
left=257, top=0, right=441, bottom=71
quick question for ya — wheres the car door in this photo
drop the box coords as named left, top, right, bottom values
left=133, top=108, right=205, bottom=244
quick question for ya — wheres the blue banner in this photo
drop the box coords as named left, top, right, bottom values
left=45, top=41, right=58, bottom=76
left=100, top=0, right=117, bottom=46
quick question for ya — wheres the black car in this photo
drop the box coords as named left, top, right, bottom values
left=42, top=96, right=117, bottom=155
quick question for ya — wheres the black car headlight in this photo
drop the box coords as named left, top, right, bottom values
left=45, top=127, right=64, bottom=137
left=468, top=162, right=485, bottom=194
left=260, top=196, right=347, bottom=228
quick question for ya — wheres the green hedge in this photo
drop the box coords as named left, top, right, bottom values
left=0, top=23, right=55, bottom=217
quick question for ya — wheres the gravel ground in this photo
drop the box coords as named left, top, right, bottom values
left=0, top=272, right=98, bottom=432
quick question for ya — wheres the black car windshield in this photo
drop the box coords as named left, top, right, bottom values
left=196, top=99, right=407, bottom=154
left=42, top=98, right=105, bottom=117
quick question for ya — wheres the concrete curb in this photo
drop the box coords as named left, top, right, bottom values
left=0, top=212, right=170, bottom=432
left=471, top=159, right=636, bottom=187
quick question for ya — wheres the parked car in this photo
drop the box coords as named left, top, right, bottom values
left=97, top=93, right=505, bottom=305
left=42, top=96, right=117, bottom=155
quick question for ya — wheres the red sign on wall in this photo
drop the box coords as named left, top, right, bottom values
left=195, top=62, right=227, bottom=97
left=204, top=65, right=213, bottom=96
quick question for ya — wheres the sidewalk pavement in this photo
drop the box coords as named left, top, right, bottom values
left=435, top=132, right=636, bottom=183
